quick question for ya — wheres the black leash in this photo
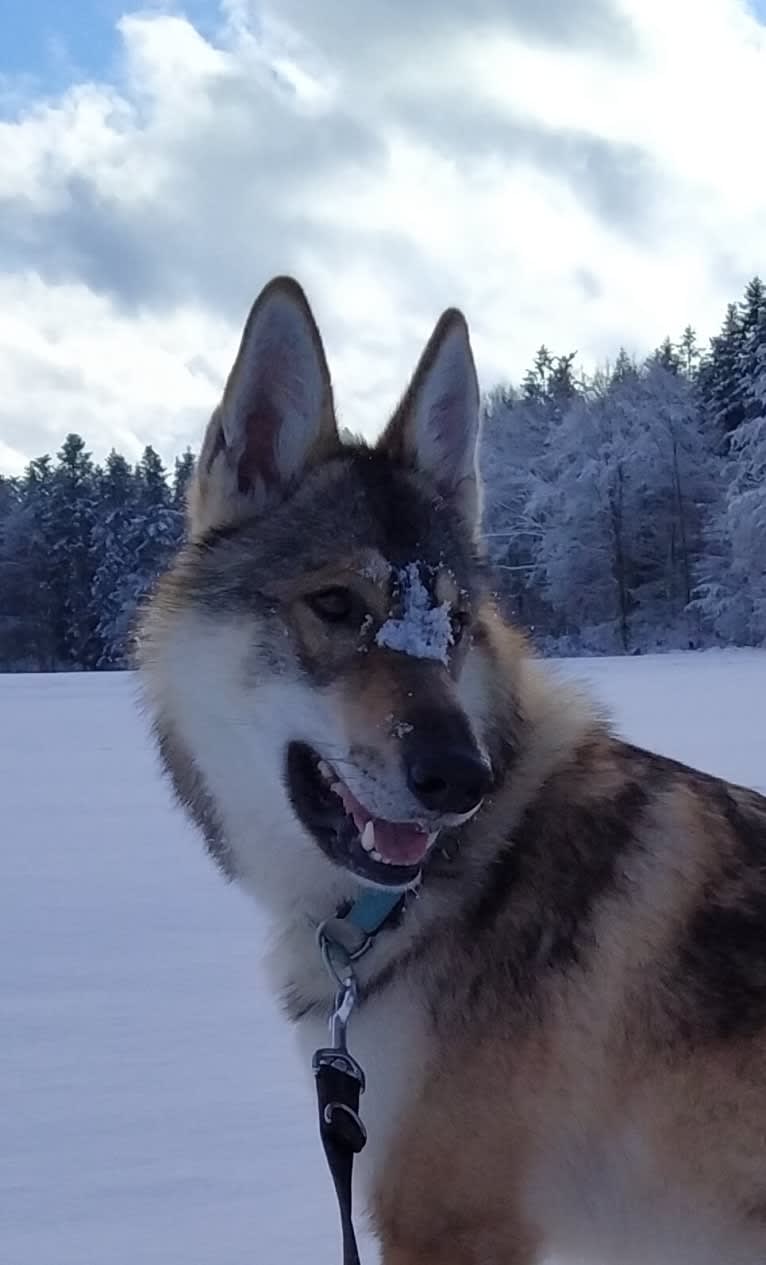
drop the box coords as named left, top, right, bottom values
left=313, top=1044, right=367, bottom=1265
left=312, top=894, right=405, bottom=1265
left=313, top=938, right=368, bottom=1265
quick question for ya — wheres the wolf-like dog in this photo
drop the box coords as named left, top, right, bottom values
left=138, top=277, right=766, bottom=1265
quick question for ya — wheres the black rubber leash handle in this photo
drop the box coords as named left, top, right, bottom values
left=315, top=1054, right=367, bottom=1265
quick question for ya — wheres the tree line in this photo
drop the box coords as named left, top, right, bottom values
left=482, top=276, right=765, bottom=653
left=0, top=277, right=764, bottom=669
left=0, top=443, right=193, bottom=669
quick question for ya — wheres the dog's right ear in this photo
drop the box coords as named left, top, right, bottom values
left=188, top=277, right=338, bottom=536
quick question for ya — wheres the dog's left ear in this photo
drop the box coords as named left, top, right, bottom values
left=379, top=309, right=481, bottom=532
left=189, top=276, right=339, bottom=536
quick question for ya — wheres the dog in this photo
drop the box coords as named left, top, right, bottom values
left=138, top=276, right=766, bottom=1264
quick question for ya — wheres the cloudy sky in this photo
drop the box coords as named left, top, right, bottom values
left=2, top=0, right=766, bottom=474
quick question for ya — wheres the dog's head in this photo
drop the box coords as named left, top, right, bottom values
left=141, top=278, right=504, bottom=911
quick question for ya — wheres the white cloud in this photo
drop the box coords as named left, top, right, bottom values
left=0, top=273, right=228, bottom=467
left=0, top=0, right=765, bottom=473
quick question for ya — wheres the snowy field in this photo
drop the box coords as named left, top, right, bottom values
left=2, top=651, right=765, bottom=1265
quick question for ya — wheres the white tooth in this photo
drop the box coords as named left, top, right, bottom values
left=318, top=760, right=333, bottom=782
left=428, top=831, right=439, bottom=845
left=361, top=821, right=375, bottom=852
left=370, top=848, right=385, bottom=863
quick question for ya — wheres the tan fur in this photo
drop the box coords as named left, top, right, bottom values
left=369, top=634, right=766, bottom=1262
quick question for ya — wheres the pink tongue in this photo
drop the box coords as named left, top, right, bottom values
left=370, top=819, right=431, bottom=865
left=333, top=780, right=431, bottom=866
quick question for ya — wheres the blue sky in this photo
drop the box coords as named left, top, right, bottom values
left=1, top=0, right=765, bottom=473
left=2, top=1, right=219, bottom=93
left=3, top=1, right=122, bottom=89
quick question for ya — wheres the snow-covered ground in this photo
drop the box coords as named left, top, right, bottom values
left=2, top=651, right=765, bottom=1265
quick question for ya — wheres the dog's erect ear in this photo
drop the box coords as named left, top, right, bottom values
left=189, top=277, right=338, bottom=536
left=379, top=309, right=481, bottom=532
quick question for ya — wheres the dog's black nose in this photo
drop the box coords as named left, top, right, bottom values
left=406, top=748, right=492, bottom=816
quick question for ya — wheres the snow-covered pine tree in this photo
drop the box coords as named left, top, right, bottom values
left=0, top=474, right=22, bottom=665
left=136, top=445, right=184, bottom=572
left=481, top=347, right=577, bottom=637
left=94, top=447, right=183, bottom=665
left=696, top=322, right=766, bottom=646
left=653, top=336, right=681, bottom=375
left=102, top=447, right=183, bottom=667
left=678, top=326, right=700, bottom=380
left=90, top=451, right=142, bottom=667
left=740, top=277, right=765, bottom=341
left=1, top=457, right=60, bottom=668
left=698, top=302, right=746, bottom=437
left=172, top=449, right=196, bottom=513
left=739, top=278, right=766, bottom=425
left=481, top=384, right=546, bottom=631
left=46, top=435, right=100, bottom=668
left=694, top=280, right=766, bottom=646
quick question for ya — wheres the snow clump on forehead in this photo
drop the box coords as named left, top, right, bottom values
left=375, top=563, right=454, bottom=664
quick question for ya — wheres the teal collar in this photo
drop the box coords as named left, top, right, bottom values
left=317, top=887, right=406, bottom=978
left=346, top=887, right=405, bottom=938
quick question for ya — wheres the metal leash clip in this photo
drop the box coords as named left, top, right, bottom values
left=314, top=922, right=366, bottom=1089
left=313, top=921, right=367, bottom=1147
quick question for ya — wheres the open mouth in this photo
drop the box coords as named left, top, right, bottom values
left=286, top=741, right=437, bottom=887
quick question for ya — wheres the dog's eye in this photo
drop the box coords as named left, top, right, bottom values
left=306, top=586, right=356, bottom=624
